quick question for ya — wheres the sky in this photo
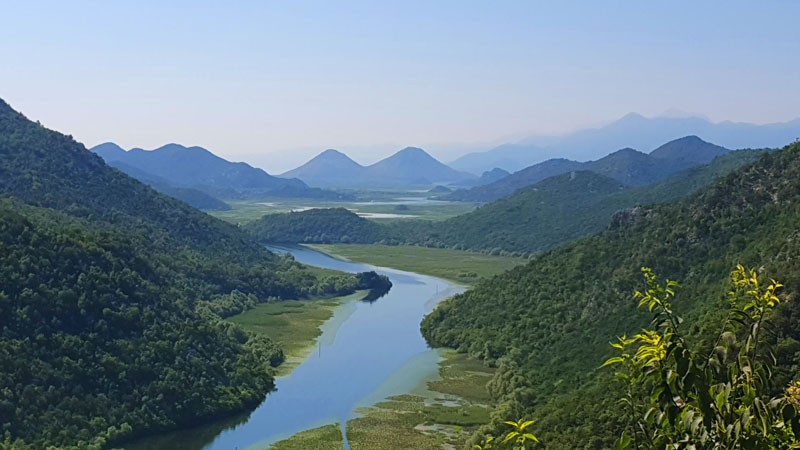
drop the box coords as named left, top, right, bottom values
left=1, top=1, right=799, bottom=173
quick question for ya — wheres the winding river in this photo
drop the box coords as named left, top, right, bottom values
left=123, top=245, right=463, bottom=450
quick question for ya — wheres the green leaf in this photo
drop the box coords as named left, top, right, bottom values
left=614, top=430, right=632, bottom=450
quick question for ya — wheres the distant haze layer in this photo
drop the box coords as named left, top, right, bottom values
left=0, top=2, right=798, bottom=171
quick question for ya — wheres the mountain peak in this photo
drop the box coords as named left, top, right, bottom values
left=313, top=148, right=359, bottom=163
left=666, top=135, right=705, bottom=144
left=649, top=135, right=730, bottom=166
left=91, top=142, right=128, bottom=161
left=319, top=148, right=347, bottom=157
left=395, top=146, right=431, bottom=157
left=279, top=148, right=364, bottom=185
left=618, top=112, right=647, bottom=122
left=608, top=147, right=646, bottom=157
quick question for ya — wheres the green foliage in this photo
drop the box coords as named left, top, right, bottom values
left=244, top=151, right=764, bottom=256
left=0, top=99, right=363, bottom=448
left=0, top=202, right=281, bottom=448
left=604, top=267, right=799, bottom=449
left=246, top=207, right=384, bottom=244
left=421, top=142, right=800, bottom=448
left=391, top=150, right=766, bottom=255
left=473, top=419, right=540, bottom=450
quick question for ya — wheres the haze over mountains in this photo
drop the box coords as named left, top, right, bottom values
left=450, top=113, right=800, bottom=174
left=444, top=136, right=731, bottom=202
left=280, top=146, right=475, bottom=188
left=92, top=142, right=347, bottom=201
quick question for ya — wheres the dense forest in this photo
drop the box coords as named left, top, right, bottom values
left=0, top=99, right=363, bottom=448
left=420, top=142, right=800, bottom=448
left=247, top=150, right=765, bottom=256
left=244, top=207, right=384, bottom=244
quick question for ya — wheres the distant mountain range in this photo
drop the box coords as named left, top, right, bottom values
left=443, top=136, right=730, bottom=202
left=450, top=113, right=800, bottom=174
left=249, top=148, right=766, bottom=257
left=92, top=142, right=348, bottom=201
left=280, top=146, right=475, bottom=188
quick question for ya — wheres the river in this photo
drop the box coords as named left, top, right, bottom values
left=123, top=245, right=464, bottom=450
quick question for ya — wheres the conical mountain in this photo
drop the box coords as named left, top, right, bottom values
left=649, top=135, right=730, bottom=171
left=279, top=149, right=365, bottom=187
left=279, top=146, right=475, bottom=188
left=362, top=147, right=475, bottom=187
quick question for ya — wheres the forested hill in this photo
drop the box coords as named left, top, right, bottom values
left=0, top=200, right=284, bottom=448
left=398, top=149, right=765, bottom=254
left=248, top=150, right=764, bottom=256
left=107, top=161, right=231, bottom=211
left=0, top=99, right=277, bottom=268
left=0, top=98, right=363, bottom=448
left=245, top=208, right=384, bottom=244
left=420, top=141, right=800, bottom=448
left=443, top=136, right=730, bottom=202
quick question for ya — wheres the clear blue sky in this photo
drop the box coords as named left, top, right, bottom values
left=1, top=1, right=798, bottom=172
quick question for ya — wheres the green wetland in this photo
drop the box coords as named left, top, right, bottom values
left=123, top=245, right=488, bottom=450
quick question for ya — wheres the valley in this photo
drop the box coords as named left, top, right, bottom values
left=120, top=245, right=476, bottom=450
left=209, top=193, right=480, bottom=225
left=3, top=6, right=800, bottom=448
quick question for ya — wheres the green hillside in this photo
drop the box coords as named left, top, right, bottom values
left=0, top=99, right=361, bottom=448
left=246, top=150, right=764, bottom=258
left=245, top=208, right=384, bottom=244
left=404, top=149, right=765, bottom=254
left=420, top=142, right=800, bottom=448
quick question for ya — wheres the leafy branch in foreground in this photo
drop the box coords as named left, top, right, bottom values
left=473, top=418, right=540, bottom=450
left=604, top=265, right=800, bottom=449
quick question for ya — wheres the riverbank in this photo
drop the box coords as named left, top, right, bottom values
left=252, top=245, right=501, bottom=449
left=307, top=244, right=525, bottom=284
left=122, top=245, right=479, bottom=450
left=270, top=349, right=495, bottom=449
left=228, top=291, right=366, bottom=376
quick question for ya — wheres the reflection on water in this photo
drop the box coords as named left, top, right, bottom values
left=122, top=245, right=463, bottom=450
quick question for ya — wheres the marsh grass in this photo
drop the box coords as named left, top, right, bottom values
left=269, top=424, right=344, bottom=450
left=227, top=292, right=365, bottom=375
left=346, top=350, right=495, bottom=450
left=308, top=244, right=525, bottom=283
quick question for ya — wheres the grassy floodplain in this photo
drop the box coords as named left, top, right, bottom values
left=347, top=350, right=495, bottom=450
left=227, top=292, right=365, bottom=376
left=308, top=243, right=526, bottom=284
left=232, top=244, right=505, bottom=448
left=269, top=424, right=345, bottom=450
left=269, top=350, right=495, bottom=450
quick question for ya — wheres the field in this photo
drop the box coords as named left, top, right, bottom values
left=208, top=194, right=478, bottom=225
left=227, top=292, right=365, bottom=375
left=308, top=244, right=527, bottom=283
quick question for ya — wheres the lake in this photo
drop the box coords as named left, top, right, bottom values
left=123, top=245, right=463, bottom=450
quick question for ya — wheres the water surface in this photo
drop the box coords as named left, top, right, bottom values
left=124, top=245, right=462, bottom=450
